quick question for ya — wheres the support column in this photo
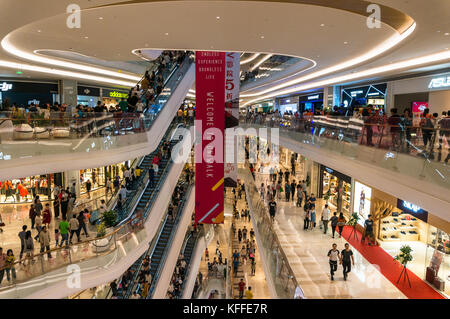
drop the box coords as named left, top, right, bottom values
left=333, top=85, right=341, bottom=108
left=59, top=79, right=77, bottom=112
left=64, top=170, right=80, bottom=198
left=385, top=81, right=394, bottom=113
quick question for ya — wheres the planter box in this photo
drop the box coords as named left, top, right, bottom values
left=52, top=127, right=70, bottom=138
left=13, top=124, right=34, bottom=140
left=34, top=127, right=50, bottom=139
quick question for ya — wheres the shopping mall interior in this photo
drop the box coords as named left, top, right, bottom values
left=0, top=0, right=449, bottom=303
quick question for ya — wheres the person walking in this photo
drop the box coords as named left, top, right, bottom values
left=337, top=213, right=346, bottom=238
left=296, top=185, right=303, bottom=207
left=18, top=225, right=27, bottom=261
left=238, top=278, right=246, bottom=299
left=77, top=211, right=89, bottom=238
left=321, top=204, right=330, bottom=234
left=4, top=249, right=16, bottom=284
left=251, top=259, right=256, bottom=276
left=39, top=226, right=52, bottom=258
left=309, top=206, right=316, bottom=230
left=340, top=243, right=354, bottom=281
left=69, top=215, right=80, bottom=244
left=34, top=213, right=42, bottom=241
left=0, top=247, right=6, bottom=286
left=362, top=214, right=375, bottom=246
left=85, top=179, right=92, bottom=199
left=23, top=231, right=34, bottom=265
left=42, top=203, right=51, bottom=229
left=58, top=217, right=70, bottom=247
left=29, top=204, right=37, bottom=229
left=268, top=199, right=277, bottom=222
left=327, top=243, right=340, bottom=281
left=330, top=212, right=339, bottom=238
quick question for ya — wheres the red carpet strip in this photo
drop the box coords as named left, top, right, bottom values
left=341, top=226, right=446, bottom=299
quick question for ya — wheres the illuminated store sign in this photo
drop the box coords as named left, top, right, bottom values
left=109, top=91, right=128, bottom=98
left=397, top=199, right=428, bottom=222
left=402, top=201, right=421, bottom=213
left=350, top=90, right=363, bottom=97
left=308, top=95, right=320, bottom=100
left=0, top=82, right=12, bottom=92
left=428, top=76, right=450, bottom=89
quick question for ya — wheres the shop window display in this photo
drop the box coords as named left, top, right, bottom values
left=425, top=227, right=450, bottom=294
left=80, top=168, right=106, bottom=194
left=0, top=175, right=54, bottom=203
left=320, top=167, right=351, bottom=216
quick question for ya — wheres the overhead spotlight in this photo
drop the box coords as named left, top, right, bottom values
left=37, top=30, right=42, bottom=33
left=344, top=41, right=348, bottom=44
left=445, top=33, right=449, bottom=36
left=261, top=35, right=265, bottom=39
left=99, top=17, right=104, bottom=20
left=84, top=36, right=89, bottom=39
left=216, top=16, right=220, bottom=19
left=320, top=24, right=325, bottom=27
left=165, top=32, right=169, bottom=36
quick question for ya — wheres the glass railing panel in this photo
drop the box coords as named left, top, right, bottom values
left=240, top=115, right=450, bottom=192
left=239, top=165, right=303, bottom=299
left=0, top=54, right=193, bottom=162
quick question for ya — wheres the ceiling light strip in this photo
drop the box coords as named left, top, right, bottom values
left=241, top=22, right=416, bottom=98
left=242, top=49, right=450, bottom=107
left=240, top=53, right=260, bottom=65
left=1, top=36, right=141, bottom=82
left=249, top=54, right=273, bottom=72
left=0, top=60, right=136, bottom=87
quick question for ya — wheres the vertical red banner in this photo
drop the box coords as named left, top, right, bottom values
left=195, top=51, right=225, bottom=224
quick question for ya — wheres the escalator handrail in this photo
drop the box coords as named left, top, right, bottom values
left=148, top=184, right=193, bottom=298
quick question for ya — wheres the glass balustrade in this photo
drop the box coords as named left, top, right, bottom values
left=239, top=166, right=303, bottom=299
left=0, top=54, right=193, bottom=162
left=240, top=114, right=450, bottom=192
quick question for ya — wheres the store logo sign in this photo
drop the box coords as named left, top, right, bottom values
left=0, top=82, right=12, bottom=92
left=351, top=90, right=363, bottom=97
left=402, top=201, right=421, bottom=213
left=308, top=95, right=319, bottom=100
left=428, top=76, right=450, bottom=89
left=325, top=167, right=334, bottom=174
left=109, top=91, right=128, bottom=99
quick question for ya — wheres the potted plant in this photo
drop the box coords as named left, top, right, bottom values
left=394, top=245, right=413, bottom=287
left=102, top=210, right=118, bottom=229
left=347, top=212, right=360, bottom=240
left=323, top=189, right=332, bottom=202
left=92, top=222, right=111, bottom=253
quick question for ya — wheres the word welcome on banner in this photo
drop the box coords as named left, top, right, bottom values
left=195, top=51, right=225, bottom=224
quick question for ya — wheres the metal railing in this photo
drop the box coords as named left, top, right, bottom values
left=239, top=165, right=304, bottom=299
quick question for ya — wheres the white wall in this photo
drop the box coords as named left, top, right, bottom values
left=429, top=90, right=450, bottom=115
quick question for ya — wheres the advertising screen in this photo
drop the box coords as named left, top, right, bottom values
left=353, top=181, right=372, bottom=226
left=412, top=102, right=428, bottom=113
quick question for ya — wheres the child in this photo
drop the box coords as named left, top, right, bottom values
left=5, top=249, right=16, bottom=284
left=55, top=229, right=60, bottom=247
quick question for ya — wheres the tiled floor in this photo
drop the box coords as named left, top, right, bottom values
left=253, top=164, right=406, bottom=299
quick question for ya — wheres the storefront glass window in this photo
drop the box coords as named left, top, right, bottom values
left=426, top=226, right=450, bottom=295
left=0, top=174, right=54, bottom=203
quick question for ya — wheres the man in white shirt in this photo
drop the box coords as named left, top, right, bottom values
left=321, top=204, right=330, bottom=234
left=119, top=185, right=128, bottom=202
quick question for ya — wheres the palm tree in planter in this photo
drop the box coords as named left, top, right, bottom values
left=347, top=212, right=360, bottom=241
left=394, top=245, right=413, bottom=288
left=92, top=211, right=117, bottom=253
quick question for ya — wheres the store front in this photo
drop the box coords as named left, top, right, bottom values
left=102, top=89, right=129, bottom=109
left=370, top=188, right=450, bottom=296
left=318, top=165, right=352, bottom=216
left=0, top=80, right=58, bottom=108
left=391, top=71, right=450, bottom=120
left=79, top=160, right=131, bottom=195
left=0, top=173, right=63, bottom=204
left=77, top=85, right=100, bottom=108
left=298, top=92, right=324, bottom=114
left=250, top=100, right=274, bottom=113
left=341, top=83, right=387, bottom=113
left=277, top=96, right=298, bottom=115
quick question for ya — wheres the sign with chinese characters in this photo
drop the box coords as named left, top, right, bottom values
left=428, top=76, right=450, bottom=89
left=0, top=82, right=12, bottom=92
left=397, top=199, right=428, bottom=222
left=224, top=52, right=240, bottom=188
left=195, top=51, right=225, bottom=224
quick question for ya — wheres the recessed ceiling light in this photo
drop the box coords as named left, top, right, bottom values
left=445, top=33, right=449, bottom=36
left=98, top=17, right=104, bottom=20
left=344, top=41, right=348, bottom=44
left=37, top=30, right=41, bottom=33
left=84, top=36, right=89, bottom=39
left=320, top=24, right=325, bottom=27
left=260, top=35, right=265, bottom=39
left=165, top=33, right=169, bottom=36
left=216, top=16, right=220, bottom=19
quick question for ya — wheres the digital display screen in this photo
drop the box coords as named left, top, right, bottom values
left=412, top=102, right=428, bottom=113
